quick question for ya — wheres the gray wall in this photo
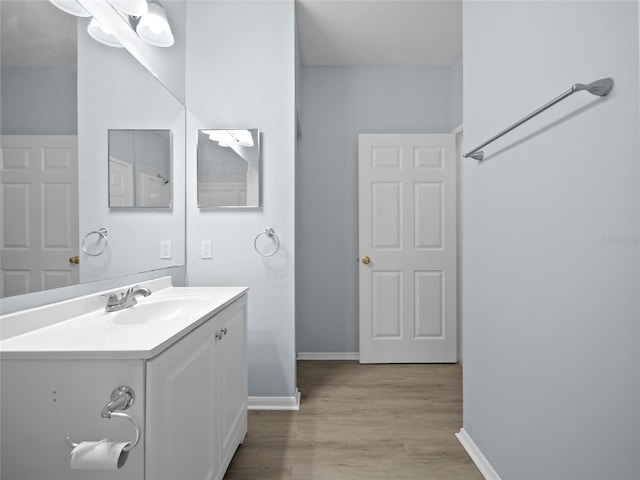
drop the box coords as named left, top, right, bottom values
left=1, top=67, right=77, bottom=134
left=450, top=56, right=463, bottom=129
left=296, top=65, right=460, bottom=354
left=462, top=1, right=639, bottom=479
left=185, top=0, right=297, bottom=398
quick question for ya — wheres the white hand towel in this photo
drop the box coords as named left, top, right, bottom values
left=70, top=439, right=130, bottom=470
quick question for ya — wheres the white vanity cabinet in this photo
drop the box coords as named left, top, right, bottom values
left=0, top=281, right=248, bottom=480
left=145, top=295, right=248, bottom=480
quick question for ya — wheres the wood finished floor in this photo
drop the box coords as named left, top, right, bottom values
left=224, top=361, right=483, bottom=480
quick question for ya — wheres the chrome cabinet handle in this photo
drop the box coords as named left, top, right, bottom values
left=215, top=327, right=229, bottom=340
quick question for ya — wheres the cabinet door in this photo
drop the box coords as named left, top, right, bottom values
left=146, top=318, right=217, bottom=480
left=215, top=296, right=248, bottom=475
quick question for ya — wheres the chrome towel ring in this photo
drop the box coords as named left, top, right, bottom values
left=82, top=228, right=109, bottom=256
left=254, top=227, right=280, bottom=257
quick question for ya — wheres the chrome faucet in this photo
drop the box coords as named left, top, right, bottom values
left=104, top=285, right=152, bottom=312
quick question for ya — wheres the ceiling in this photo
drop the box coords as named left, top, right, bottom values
left=1, top=0, right=462, bottom=68
left=296, top=0, right=462, bottom=66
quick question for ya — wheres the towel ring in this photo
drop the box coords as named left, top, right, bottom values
left=82, top=228, right=109, bottom=257
left=65, top=386, right=140, bottom=453
left=254, top=227, right=280, bottom=257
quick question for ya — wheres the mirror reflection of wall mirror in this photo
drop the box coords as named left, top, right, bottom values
left=108, top=129, right=172, bottom=208
left=197, top=129, right=260, bottom=208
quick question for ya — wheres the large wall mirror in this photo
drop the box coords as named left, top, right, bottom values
left=0, top=0, right=186, bottom=299
left=197, top=129, right=261, bottom=208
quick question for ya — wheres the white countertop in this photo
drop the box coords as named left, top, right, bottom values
left=0, top=283, right=248, bottom=360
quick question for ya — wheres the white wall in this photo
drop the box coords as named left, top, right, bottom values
left=296, top=66, right=457, bottom=354
left=185, top=0, right=297, bottom=397
left=463, top=2, right=639, bottom=479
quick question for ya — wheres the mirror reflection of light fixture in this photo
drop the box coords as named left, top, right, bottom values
left=232, top=130, right=255, bottom=147
left=107, top=0, right=149, bottom=17
left=203, top=130, right=254, bottom=148
left=49, top=0, right=91, bottom=17
left=87, top=18, right=124, bottom=48
left=136, top=3, right=174, bottom=47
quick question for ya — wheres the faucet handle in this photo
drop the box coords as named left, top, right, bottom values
left=104, top=293, right=120, bottom=307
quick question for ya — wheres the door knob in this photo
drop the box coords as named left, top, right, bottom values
left=361, top=256, right=371, bottom=265
left=69, top=256, right=80, bottom=264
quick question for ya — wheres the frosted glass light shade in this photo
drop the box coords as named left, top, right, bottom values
left=49, top=0, right=91, bottom=17
left=229, top=130, right=254, bottom=147
left=87, top=18, right=124, bottom=48
left=136, top=3, right=174, bottom=47
left=107, top=0, right=149, bottom=17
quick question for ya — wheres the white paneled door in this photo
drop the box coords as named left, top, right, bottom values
left=358, top=134, right=457, bottom=363
left=1, top=135, right=78, bottom=297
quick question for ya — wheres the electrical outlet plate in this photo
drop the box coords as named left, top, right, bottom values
left=201, top=240, right=212, bottom=259
left=160, top=240, right=172, bottom=259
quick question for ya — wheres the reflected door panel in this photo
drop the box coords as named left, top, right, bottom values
left=1, top=135, right=79, bottom=297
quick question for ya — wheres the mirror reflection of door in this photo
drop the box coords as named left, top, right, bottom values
left=1, top=136, right=79, bottom=297
left=108, top=158, right=134, bottom=207
left=108, top=129, right=172, bottom=208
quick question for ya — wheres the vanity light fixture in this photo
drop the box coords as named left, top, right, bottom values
left=107, top=0, right=149, bottom=17
left=87, top=18, right=124, bottom=48
left=51, top=0, right=174, bottom=49
left=135, top=3, right=174, bottom=47
left=49, top=0, right=91, bottom=17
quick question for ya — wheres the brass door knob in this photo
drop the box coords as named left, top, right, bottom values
left=361, top=256, right=371, bottom=265
left=69, top=256, right=80, bottom=264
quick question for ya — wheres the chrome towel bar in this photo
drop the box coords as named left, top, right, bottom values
left=463, top=77, right=614, bottom=161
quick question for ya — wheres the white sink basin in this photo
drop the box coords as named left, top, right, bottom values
left=110, top=295, right=213, bottom=325
left=0, top=283, right=248, bottom=360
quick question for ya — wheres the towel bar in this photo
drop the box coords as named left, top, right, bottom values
left=463, top=77, right=614, bottom=161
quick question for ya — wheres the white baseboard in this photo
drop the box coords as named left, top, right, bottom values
left=297, top=352, right=360, bottom=361
left=455, top=428, right=502, bottom=480
left=248, top=389, right=301, bottom=411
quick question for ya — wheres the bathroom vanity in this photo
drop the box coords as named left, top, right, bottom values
left=0, top=278, right=248, bottom=480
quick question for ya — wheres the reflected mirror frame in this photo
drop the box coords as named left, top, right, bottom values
left=196, top=128, right=261, bottom=209
left=108, top=129, right=173, bottom=209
